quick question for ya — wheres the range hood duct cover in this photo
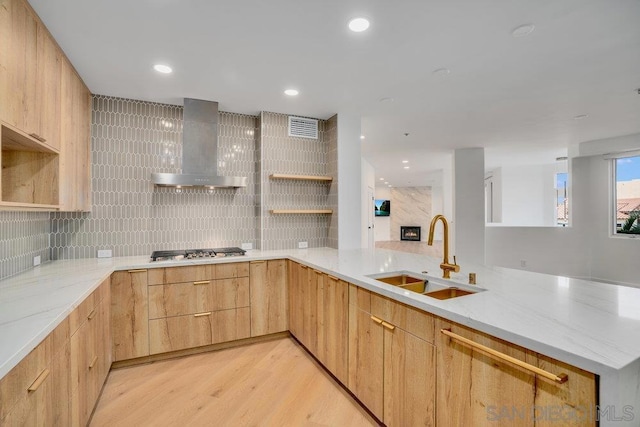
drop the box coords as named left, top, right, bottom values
left=151, top=98, right=247, bottom=188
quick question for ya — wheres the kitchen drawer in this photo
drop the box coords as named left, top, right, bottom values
left=69, top=278, right=109, bottom=335
left=163, top=265, right=216, bottom=284
left=370, top=293, right=435, bottom=344
left=216, top=262, right=249, bottom=279
left=149, top=307, right=251, bottom=355
left=149, top=277, right=249, bottom=319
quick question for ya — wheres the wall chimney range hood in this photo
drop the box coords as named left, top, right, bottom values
left=151, top=98, right=247, bottom=188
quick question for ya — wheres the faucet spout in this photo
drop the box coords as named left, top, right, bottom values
left=427, top=214, right=460, bottom=279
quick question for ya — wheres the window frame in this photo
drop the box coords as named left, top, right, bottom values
left=611, top=153, right=640, bottom=238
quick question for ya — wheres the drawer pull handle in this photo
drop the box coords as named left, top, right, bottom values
left=250, top=260, right=266, bottom=264
left=381, top=321, right=396, bottom=331
left=300, top=265, right=308, bottom=270
left=89, top=355, right=98, bottom=369
left=440, top=329, right=569, bottom=384
left=127, top=269, right=147, bottom=273
left=370, top=315, right=383, bottom=325
left=27, top=368, right=50, bottom=392
left=87, top=309, right=96, bottom=320
left=193, top=281, right=210, bottom=285
left=194, top=312, right=212, bottom=317
left=327, top=275, right=339, bottom=281
left=29, top=133, right=47, bottom=143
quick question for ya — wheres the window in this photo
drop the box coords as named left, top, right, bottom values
left=555, top=172, right=568, bottom=227
left=614, top=155, right=640, bottom=235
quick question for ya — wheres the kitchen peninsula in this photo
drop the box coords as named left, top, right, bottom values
left=1, top=247, right=638, bottom=426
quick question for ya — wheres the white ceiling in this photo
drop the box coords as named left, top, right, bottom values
left=30, top=0, right=640, bottom=188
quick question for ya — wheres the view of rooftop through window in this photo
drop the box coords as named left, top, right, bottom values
left=556, top=172, right=568, bottom=227
left=615, top=155, right=640, bottom=235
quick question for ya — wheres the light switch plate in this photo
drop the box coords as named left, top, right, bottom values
left=97, top=249, right=113, bottom=258
left=33, top=255, right=41, bottom=266
left=241, top=243, right=253, bottom=250
left=298, top=241, right=308, bottom=249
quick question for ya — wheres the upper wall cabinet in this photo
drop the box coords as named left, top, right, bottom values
left=0, top=0, right=91, bottom=211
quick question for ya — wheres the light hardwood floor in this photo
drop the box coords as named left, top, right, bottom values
left=91, top=337, right=378, bottom=427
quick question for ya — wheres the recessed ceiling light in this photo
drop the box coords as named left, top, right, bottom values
left=153, top=64, right=172, bottom=74
left=511, top=24, right=535, bottom=37
left=432, top=68, right=450, bottom=75
left=348, top=18, right=370, bottom=32
left=388, top=185, right=392, bottom=188
left=360, top=135, right=365, bottom=140
left=284, top=89, right=299, bottom=96
left=378, top=97, right=394, bottom=103
left=379, top=178, right=384, bottom=181
left=384, top=182, right=389, bottom=184
left=574, top=114, right=589, bottom=120
left=404, top=166, right=410, bottom=169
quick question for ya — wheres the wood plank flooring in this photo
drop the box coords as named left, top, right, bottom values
left=90, top=337, right=378, bottom=427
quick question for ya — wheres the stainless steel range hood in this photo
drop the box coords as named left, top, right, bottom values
left=151, top=98, right=247, bottom=188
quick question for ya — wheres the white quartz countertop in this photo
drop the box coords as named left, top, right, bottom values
left=2, top=247, right=640, bottom=381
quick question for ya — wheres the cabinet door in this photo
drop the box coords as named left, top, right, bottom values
left=287, top=261, right=302, bottom=338
left=534, top=355, right=597, bottom=427
left=436, top=318, right=536, bottom=427
left=149, top=312, right=214, bottom=354
left=348, top=307, right=384, bottom=420
left=321, top=274, right=349, bottom=384
left=384, top=326, right=436, bottom=427
left=36, top=21, right=61, bottom=149
left=59, top=58, right=91, bottom=211
left=250, top=260, right=288, bottom=336
left=0, top=0, right=37, bottom=131
left=111, top=270, right=149, bottom=361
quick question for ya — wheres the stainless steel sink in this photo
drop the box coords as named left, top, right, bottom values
left=367, top=270, right=485, bottom=300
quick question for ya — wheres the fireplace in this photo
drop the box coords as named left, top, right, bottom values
left=400, top=226, right=421, bottom=241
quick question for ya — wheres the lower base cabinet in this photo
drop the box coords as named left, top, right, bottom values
left=435, top=318, right=597, bottom=427
left=149, top=307, right=251, bottom=354
left=348, top=286, right=436, bottom=426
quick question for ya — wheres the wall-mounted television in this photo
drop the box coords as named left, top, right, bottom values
left=375, top=199, right=391, bottom=217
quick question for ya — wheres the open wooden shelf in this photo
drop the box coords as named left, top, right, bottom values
left=269, top=174, right=333, bottom=182
left=1, top=122, right=60, bottom=208
left=269, top=209, right=333, bottom=214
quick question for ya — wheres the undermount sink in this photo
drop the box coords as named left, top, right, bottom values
left=366, top=270, right=484, bottom=300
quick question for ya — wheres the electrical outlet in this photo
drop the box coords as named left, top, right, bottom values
left=241, top=243, right=253, bottom=250
left=298, top=241, right=308, bottom=249
left=33, top=255, right=41, bottom=266
left=520, top=260, right=527, bottom=268
left=97, top=249, right=113, bottom=258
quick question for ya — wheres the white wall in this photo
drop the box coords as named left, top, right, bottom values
left=486, top=136, right=640, bottom=287
left=361, top=158, right=375, bottom=248
left=337, top=113, right=362, bottom=250
left=454, top=148, right=485, bottom=265
left=374, top=187, right=391, bottom=241
left=497, top=164, right=559, bottom=226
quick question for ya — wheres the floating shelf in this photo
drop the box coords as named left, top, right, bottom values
left=269, top=173, right=333, bottom=182
left=269, top=209, right=333, bottom=214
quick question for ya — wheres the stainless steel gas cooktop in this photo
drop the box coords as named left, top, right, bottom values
left=150, top=247, right=246, bottom=261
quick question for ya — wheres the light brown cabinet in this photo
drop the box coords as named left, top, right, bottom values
left=111, top=269, right=149, bottom=361
left=0, top=317, right=70, bottom=426
left=70, top=280, right=111, bottom=427
left=147, top=262, right=251, bottom=355
left=435, top=317, right=597, bottom=427
left=0, top=0, right=91, bottom=211
left=250, top=259, right=288, bottom=336
left=0, top=278, right=110, bottom=427
left=348, top=286, right=436, bottom=426
left=287, top=262, right=349, bottom=384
